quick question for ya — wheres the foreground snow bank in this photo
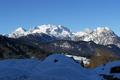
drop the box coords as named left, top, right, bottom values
left=94, top=61, right=120, bottom=79
left=2, top=54, right=120, bottom=80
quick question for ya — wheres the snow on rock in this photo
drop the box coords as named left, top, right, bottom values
left=32, top=24, right=72, bottom=38
left=0, top=54, right=101, bottom=80
left=73, top=27, right=120, bottom=47
left=9, top=24, right=72, bottom=39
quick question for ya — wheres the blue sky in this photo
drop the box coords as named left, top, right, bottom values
left=0, top=0, right=120, bottom=36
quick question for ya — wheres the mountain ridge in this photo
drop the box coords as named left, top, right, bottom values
left=8, top=24, right=120, bottom=48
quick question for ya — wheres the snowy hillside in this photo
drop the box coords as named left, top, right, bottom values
left=0, top=54, right=120, bottom=80
left=9, top=24, right=72, bottom=39
left=0, top=54, right=101, bottom=80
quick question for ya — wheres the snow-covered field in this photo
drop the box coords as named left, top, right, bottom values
left=0, top=54, right=119, bottom=80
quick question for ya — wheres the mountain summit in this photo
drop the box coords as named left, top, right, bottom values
left=9, top=27, right=27, bottom=38
left=31, top=24, right=72, bottom=38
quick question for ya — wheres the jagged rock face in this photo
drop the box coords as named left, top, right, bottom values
left=32, top=24, right=72, bottom=39
left=73, top=27, right=120, bottom=48
left=8, top=25, right=120, bottom=48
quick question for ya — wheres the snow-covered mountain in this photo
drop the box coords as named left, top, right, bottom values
left=73, top=27, right=120, bottom=48
left=9, top=27, right=27, bottom=38
left=32, top=24, right=72, bottom=38
left=9, top=24, right=72, bottom=39
left=9, top=25, right=120, bottom=47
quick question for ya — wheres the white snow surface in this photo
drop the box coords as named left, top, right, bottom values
left=94, top=61, right=120, bottom=79
left=0, top=54, right=101, bottom=80
left=0, top=54, right=120, bottom=80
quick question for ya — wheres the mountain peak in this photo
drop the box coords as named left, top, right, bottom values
left=9, top=24, right=72, bottom=39
left=9, top=27, right=27, bottom=38
left=15, top=27, right=26, bottom=32
left=96, top=27, right=110, bottom=31
left=32, top=24, right=72, bottom=38
left=73, top=27, right=120, bottom=47
left=36, top=24, right=70, bottom=32
left=95, top=27, right=111, bottom=33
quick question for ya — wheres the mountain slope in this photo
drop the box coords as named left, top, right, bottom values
left=0, top=35, right=47, bottom=59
